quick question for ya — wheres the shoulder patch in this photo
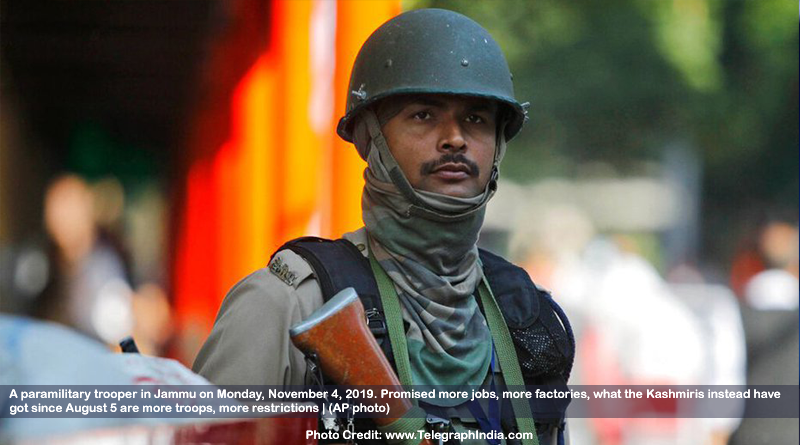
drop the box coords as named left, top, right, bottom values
left=269, top=255, right=297, bottom=286
left=267, top=250, right=314, bottom=288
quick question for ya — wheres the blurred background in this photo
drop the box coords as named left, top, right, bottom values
left=0, top=0, right=797, bottom=444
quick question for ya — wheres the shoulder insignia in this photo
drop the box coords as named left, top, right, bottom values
left=269, top=256, right=298, bottom=286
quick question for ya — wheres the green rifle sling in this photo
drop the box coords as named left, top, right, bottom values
left=368, top=249, right=539, bottom=445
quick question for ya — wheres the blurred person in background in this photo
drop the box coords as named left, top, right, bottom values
left=742, top=220, right=799, bottom=311
left=37, top=174, right=172, bottom=355
left=730, top=219, right=799, bottom=445
left=667, top=278, right=746, bottom=445
left=577, top=237, right=706, bottom=445
left=39, top=174, right=135, bottom=346
left=511, top=209, right=745, bottom=445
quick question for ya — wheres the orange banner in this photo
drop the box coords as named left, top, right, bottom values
left=172, top=0, right=400, bottom=363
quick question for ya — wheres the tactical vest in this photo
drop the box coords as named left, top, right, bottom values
left=274, top=237, right=575, bottom=444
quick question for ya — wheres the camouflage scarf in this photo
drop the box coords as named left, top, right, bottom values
left=353, top=108, right=506, bottom=403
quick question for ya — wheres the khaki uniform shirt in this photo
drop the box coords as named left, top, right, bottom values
left=192, top=230, right=369, bottom=386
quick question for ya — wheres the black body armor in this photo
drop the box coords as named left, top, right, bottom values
left=273, top=237, right=575, bottom=444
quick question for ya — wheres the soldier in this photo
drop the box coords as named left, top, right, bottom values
left=194, top=8, right=573, bottom=445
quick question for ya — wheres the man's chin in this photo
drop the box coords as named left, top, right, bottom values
left=416, top=181, right=482, bottom=199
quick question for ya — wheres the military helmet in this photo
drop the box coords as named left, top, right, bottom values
left=337, top=8, right=527, bottom=143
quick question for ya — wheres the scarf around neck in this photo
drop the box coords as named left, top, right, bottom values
left=354, top=108, right=507, bottom=404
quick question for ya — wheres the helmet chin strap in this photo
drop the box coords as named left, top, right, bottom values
left=362, top=109, right=504, bottom=222
left=362, top=109, right=425, bottom=208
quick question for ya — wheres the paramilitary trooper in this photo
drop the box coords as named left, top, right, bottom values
left=194, top=8, right=574, bottom=445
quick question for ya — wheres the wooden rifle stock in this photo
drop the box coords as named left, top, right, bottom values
left=290, top=288, right=433, bottom=444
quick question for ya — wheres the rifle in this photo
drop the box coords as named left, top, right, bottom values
left=290, top=288, right=433, bottom=444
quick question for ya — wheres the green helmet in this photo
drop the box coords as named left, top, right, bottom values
left=337, top=8, right=528, bottom=143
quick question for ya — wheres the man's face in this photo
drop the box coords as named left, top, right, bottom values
left=381, top=95, right=498, bottom=198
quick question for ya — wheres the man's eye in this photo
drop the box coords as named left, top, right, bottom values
left=412, top=111, right=431, bottom=120
left=466, top=114, right=485, bottom=124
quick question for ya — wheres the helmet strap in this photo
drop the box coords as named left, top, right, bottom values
left=363, top=110, right=427, bottom=208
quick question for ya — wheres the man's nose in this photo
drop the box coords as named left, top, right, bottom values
left=438, top=117, right=467, bottom=152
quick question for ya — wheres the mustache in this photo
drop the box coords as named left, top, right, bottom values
left=419, top=154, right=480, bottom=177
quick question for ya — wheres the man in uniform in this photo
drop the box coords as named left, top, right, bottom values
left=194, top=8, right=573, bottom=444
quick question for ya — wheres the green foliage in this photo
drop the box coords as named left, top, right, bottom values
left=407, top=0, right=798, bottom=261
